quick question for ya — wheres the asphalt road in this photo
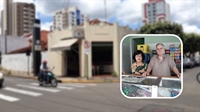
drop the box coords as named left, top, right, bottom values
left=0, top=66, right=199, bottom=112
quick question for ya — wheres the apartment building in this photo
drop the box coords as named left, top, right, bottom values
left=53, top=7, right=89, bottom=30
left=12, top=3, right=35, bottom=36
left=1, top=0, right=13, bottom=35
left=1, top=0, right=35, bottom=36
left=142, top=0, right=170, bottom=24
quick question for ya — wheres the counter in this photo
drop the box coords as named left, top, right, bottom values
left=121, top=75, right=181, bottom=98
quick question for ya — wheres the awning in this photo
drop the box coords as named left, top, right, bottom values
left=50, top=39, right=78, bottom=51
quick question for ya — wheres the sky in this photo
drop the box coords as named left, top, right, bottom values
left=0, top=0, right=199, bottom=34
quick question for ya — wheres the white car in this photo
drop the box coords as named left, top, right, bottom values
left=0, top=72, right=4, bottom=88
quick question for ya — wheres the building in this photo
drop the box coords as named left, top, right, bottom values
left=1, top=0, right=13, bottom=35
left=53, top=7, right=88, bottom=30
left=142, top=0, right=170, bottom=24
left=48, top=19, right=137, bottom=78
left=1, top=0, right=35, bottom=36
left=7, top=30, right=50, bottom=54
left=12, top=2, right=35, bottom=36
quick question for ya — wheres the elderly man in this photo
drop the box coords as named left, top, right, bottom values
left=142, top=43, right=181, bottom=78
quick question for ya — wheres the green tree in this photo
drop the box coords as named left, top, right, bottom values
left=139, top=21, right=185, bottom=42
left=139, top=21, right=200, bottom=56
left=183, top=33, right=200, bottom=57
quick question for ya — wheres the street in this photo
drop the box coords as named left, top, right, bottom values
left=0, top=67, right=200, bottom=112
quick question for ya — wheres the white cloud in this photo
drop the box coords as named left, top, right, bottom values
left=0, top=0, right=199, bottom=34
left=183, top=24, right=199, bottom=34
left=13, top=0, right=33, bottom=3
left=41, top=22, right=52, bottom=31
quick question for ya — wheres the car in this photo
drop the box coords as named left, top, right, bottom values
left=183, top=58, right=195, bottom=68
left=0, top=72, right=4, bottom=88
left=191, top=57, right=200, bottom=66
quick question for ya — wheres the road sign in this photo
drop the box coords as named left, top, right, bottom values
left=84, top=41, right=90, bottom=55
left=84, top=41, right=90, bottom=49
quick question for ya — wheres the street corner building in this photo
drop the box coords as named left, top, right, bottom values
left=48, top=19, right=137, bottom=78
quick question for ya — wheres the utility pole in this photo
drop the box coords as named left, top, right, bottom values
left=5, top=30, right=7, bottom=54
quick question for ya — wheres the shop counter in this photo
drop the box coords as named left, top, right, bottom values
left=121, top=75, right=181, bottom=98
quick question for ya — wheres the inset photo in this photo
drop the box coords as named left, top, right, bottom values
left=120, top=34, right=183, bottom=99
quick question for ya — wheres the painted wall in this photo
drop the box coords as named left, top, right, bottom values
left=1, top=52, right=47, bottom=72
left=48, top=27, right=74, bottom=76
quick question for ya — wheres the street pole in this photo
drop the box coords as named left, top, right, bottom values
left=87, top=55, right=88, bottom=80
left=28, top=56, right=29, bottom=76
left=5, top=30, right=7, bottom=54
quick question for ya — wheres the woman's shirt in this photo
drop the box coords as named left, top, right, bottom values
left=130, top=62, right=148, bottom=75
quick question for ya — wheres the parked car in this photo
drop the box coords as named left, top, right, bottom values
left=183, top=58, right=195, bottom=68
left=0, top=72, right=4, bottom=88
left=191, top=57, right=200, bottom=66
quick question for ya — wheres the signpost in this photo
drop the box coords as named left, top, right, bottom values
left=26, top=49, right=31, bottom=76
left=84, top=40, right=90, bottom=79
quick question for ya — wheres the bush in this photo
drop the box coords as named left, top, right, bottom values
left=112, top=71, right=118, bottom=77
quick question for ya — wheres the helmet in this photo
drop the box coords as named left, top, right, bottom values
left=43, top=60, right=47, bottom=63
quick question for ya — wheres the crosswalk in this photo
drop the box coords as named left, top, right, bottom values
left=0, top=83, right=96, bottom=103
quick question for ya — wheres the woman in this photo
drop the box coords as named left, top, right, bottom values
left=130, top=50, right=148, bottom=75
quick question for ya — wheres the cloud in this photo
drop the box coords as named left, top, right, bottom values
left=183, top=24, right=200, bottom=34
left=41, top=22, right=52, bottom=31
left=169, top=0, right=198, bottom=26
left=0, top=0, right=199, bottom=34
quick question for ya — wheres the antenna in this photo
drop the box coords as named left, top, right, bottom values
left=65, top=0, right=70, bottom=11
left=104, top=0, right=107, bottom=21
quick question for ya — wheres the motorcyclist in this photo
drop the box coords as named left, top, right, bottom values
left=40, top=60, right=49, bottom=83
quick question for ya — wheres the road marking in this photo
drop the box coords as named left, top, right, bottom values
left=0, top=94, right=20, bottom=102
left=58, top=84, right=86, bottom=88
left=4, top=87, right=42, bottom=97
left=29, top=83, right=74, bottom=90
left=17, top=84, right=60, bottom=93
left=64, top=83, right=97, bottom=86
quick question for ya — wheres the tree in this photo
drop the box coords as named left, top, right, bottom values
left=139, top=21, right=200, bottom=57
left=139, top=21, right=185, bottom=42
left=183, top=33, right=200, bottom=57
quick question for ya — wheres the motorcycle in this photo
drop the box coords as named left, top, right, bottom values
left=38, top=68, right=58, bottom=87
left=197, top=72, right=200, bottom=83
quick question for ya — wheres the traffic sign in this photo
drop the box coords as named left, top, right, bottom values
left=84, top=41, right=90, bottom=49
left=84, top=41, right=90, bottom=55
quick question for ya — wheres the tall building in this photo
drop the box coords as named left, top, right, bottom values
left=2, top=0, right=13, bottom=35
left=142, top=0, right=170, bottom=24
left=1, top=0, right=35, bottom=36
left=12, top=3, right=35, bottom=36
left=53, top=7, right=88, bottom=30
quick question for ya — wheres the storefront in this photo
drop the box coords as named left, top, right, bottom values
left=47, top=20, right=136, bottom=78
left=121, top=35, right=182, bottom=98
left=122, top=35, right=182, bottom=75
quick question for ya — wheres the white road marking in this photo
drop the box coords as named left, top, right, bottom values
left=0, top=94, right=20, bottom=102
left=29, top=83, right=74, bottom=90
left=4, top=87, right=42, bottom=97
left=17, top=84, right=60, bottom=93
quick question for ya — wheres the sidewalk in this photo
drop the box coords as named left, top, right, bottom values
left=3, top=73, right=120, bottom=83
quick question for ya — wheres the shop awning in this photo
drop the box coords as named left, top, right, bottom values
left=50, top=39, right=78, bottom=51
